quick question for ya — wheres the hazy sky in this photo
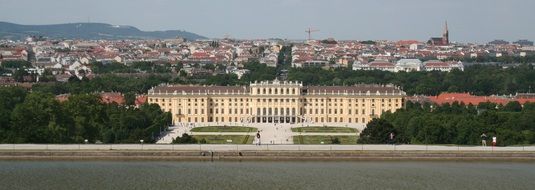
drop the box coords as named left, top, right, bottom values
left=0, top=0, right=534, bottom=42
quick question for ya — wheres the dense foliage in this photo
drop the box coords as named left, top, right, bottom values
left=0, top=87, right=171, bottom=143
left=91, top=61, right=174, bottom=74
left=1, top=60, right=32, bottom=69
left=358, top=101, right=535, bottom=146
left=171, top=133, right=199, bottom=144
left=32, top=74, right=172, bottom=95
left=288, top=64, right=535, bottom=95
left=31, top=62, right=535, bottom=97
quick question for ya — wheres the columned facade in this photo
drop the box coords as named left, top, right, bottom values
left=147, top=80, right=406, bottom=125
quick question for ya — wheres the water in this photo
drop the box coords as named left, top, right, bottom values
left=0, top=161, right=534, bottom=190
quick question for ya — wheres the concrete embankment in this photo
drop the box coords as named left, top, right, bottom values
left=2, top=150, right=535, bottom=161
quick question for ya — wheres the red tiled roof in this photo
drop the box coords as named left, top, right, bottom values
left=429, top=93, right=510, bottom=105
left=135, top=95, right=147, bottom=106
left=100, top=92, right=125, bottom=105
left=424, top=60, right=450, bottom=67
left=516, top=98, right=535, bottom=104
left=397, top=40, right=420, bottom=45
left=369, top=62, right=395, bottom=67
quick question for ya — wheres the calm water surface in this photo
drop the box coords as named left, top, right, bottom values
left=0, top=161, right=534, bottom=190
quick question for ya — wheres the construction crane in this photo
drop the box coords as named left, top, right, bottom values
left=305, top=28, right=319, bottom=41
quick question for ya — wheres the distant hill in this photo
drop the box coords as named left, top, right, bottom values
left=0, top=22, right=207, bottom=40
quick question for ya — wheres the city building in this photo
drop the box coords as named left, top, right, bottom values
left=395, top=59, right=423, bottom=72
left=427, top=21, right=449, bottom=46
left=352, top=60, right=395, bottom=72
left=147, top=80, right=406, bottom=125
left=423, top=60, right=464, bottom=72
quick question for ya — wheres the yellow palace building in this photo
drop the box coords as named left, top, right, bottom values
left=147, top=80, right=405, bottom=125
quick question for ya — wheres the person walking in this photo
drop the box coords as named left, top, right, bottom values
left=389, top=132, right=395, bottom=145
left=256, top=131, right=261, bottom=146
left=492, top=136, right=497, bottom=147
left=481, top=133, right=488, bottom=147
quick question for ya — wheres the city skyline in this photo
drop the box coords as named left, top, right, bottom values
left=0, top=0, right=534, bottom=43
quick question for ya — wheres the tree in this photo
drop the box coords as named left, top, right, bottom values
left=503, top=101, right=522, bottom=112
left=331, top=137, right=341, bottom=144
left=172, top=133, right=197, bottom=144
left=12, top=69, right=29, bottom=82
left=1, top=60, right=31, bottom=69
left=124, top=92, right=136, bottom=106
left=10, top=92, right=72, bottom=143
left=0, top=87, right=27, bottom=142
left=358, top=118, right=396, bottom=144
left=0, top=86, right=172, bottom=144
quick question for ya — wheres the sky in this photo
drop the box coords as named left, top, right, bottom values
left=0, top=0, right=534, bottom=43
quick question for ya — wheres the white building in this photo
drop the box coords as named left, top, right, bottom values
left=395, top=59, right=423, bottom=72
left=352, top=60, right=396, bottom=72
left=423, top=60, right=464, bottom=72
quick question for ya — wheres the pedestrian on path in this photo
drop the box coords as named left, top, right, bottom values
left=481, top=133, right=488, bottom=147
left=492, top=136, right=497, bottom=146
left=256, top=131, right=261, bottom=146
left=389, top=132, right=395, bottom=145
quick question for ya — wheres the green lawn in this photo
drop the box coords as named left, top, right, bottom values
left=291, top=127, right=357, bottom=133
left=193, top=135, right=254, bottom=144
left=293, top=135, right=358, bottom=144
left=190, top=126, right=257, bottom=133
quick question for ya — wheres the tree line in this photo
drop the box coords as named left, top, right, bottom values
left=287, top=64, right=535, bottom=95
left=90, top=61, right=175, bottom=74
left=30, top=62, right=534, bottom=97
left=0, top=87, right=171, bottom=144
left=358, top=101, right=535, bottom=146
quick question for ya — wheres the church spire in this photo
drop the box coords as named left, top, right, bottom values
left=442, top=20, right=449, bottom=45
